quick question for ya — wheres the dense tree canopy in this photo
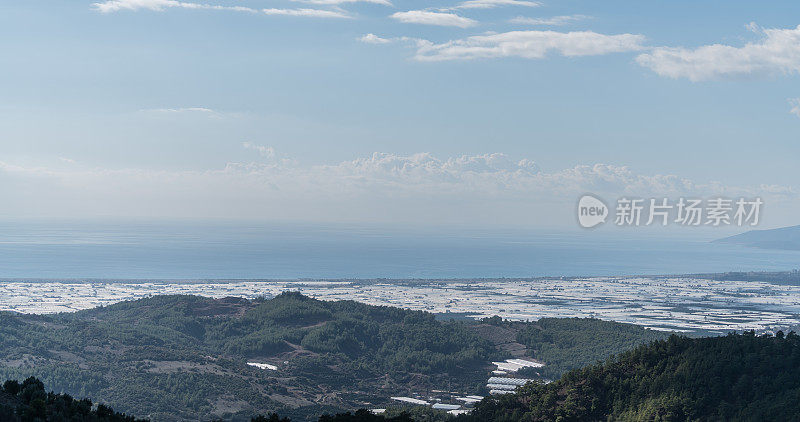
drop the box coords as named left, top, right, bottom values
left=0, top=377, right=143, bottom=422
left=515, top=317, right=669, bottom=380
left=461, top=332, right=800, bottom=421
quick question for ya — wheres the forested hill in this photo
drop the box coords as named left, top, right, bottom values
left=461, top=332, right=800, bottom=421
left=0, top=292, right=668, bottom=421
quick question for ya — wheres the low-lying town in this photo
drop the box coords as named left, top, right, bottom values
left=1, top=276, right=800, bottom=333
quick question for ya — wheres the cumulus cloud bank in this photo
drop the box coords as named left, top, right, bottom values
left=0, top=152, right=791, bottom=223
left=636, top=25, right=800, bottom=81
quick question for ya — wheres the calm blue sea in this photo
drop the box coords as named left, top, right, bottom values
left=0, top=220, right=797, bottom=279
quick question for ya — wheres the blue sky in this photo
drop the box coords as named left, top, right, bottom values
left=0, top=0, right=799, bottom=228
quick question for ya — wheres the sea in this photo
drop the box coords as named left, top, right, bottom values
left=0, top=220, right=798, bottom=280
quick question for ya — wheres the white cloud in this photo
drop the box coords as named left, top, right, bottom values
left=93, top=0, right=257, bottom=13
left=509, top=15, right=590, bottom=26
left=93, top=0, right=349, bottom=18
left=759, top=183, right=796, bottom=196
left=0, top=152, right=791, bottom=224
left=147, top=107, right=216, bottom=113
left=636, top=25, right=800, bottom=81
left=293, top=0, right=391, bottom=6
left=391, top=10, right=477, bottom=28
left=242, top=142, right=276, bottom=159
left=358, top=34, right=419, bottom=45
left=412, top=30, right=646, bottom=61
left=319, top=153, right=542, bottom=190
left=141, top=107, right=222, bottom=115
left=790, top=98, right=800, bottom=118
left=261, top=8, right=350, bottom=18
left=450, top=0, right=540, bottom=9
left=745, top=21, right=761, bottom=33
left=359, top=33, right=393, bottom=44
left=93, top=0, right=168, bottom=12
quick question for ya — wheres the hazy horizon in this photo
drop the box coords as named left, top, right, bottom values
left=0, top=219, right=796, bottom=279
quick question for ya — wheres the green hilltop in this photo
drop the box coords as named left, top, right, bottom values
left=0, top=293, right=668, bottom=421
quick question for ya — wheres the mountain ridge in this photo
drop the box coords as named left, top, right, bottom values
left=0, top=293, right=668, bottom=421
left=715, top=224, right=800, bottom=250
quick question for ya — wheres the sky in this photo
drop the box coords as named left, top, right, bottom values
left=0, top=0, right=799, bottom=228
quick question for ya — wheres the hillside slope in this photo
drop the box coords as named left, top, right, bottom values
left=1, top=292, right=499, bottom=420
left=461, top=332, right=800, bottom=421
left=0, top=293, right=668, bottom=421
